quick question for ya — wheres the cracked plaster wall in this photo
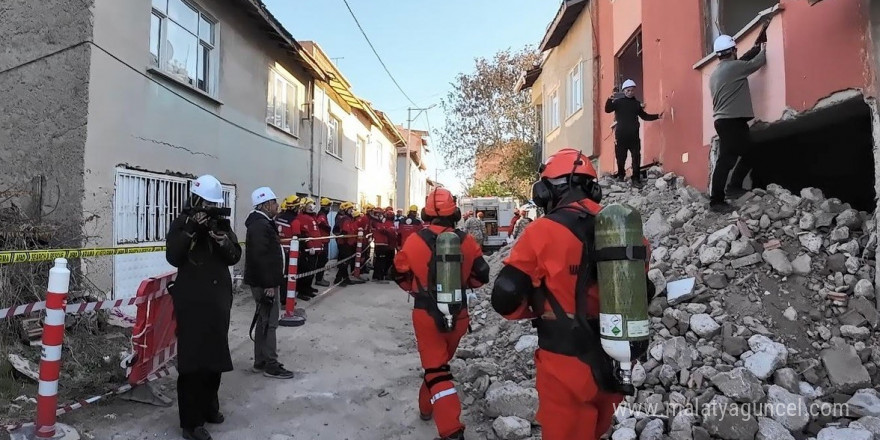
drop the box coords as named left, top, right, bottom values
left=0, top=0, right=94, bottom=231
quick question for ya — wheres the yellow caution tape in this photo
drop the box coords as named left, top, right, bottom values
left=0, top=243, right=246, bottom=265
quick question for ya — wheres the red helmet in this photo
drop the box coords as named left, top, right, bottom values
left=540, top=148, right=597, bottom=180
left=424, top=188, right=458, bottom=217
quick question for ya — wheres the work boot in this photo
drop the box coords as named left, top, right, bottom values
left=435, top=430, right=465, bottom=440
left=419, top=411, right=432, bottom=421
left=315, top=279, right=330, bottom=287
left=709, top=201, right=736, bottom=214
left=263, top=364, right=294, bottom=379
left=182, top=426, right=212, bottom=440
left=631, top=179, right=644, bottom=189
left=205, top=413, right=225, bottom=424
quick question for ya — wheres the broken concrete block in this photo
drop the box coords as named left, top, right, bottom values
left=762, top=249, right=793, bottom=276
left=799, top=232, right=823, bottom=253
left=744, top=335, right=788, bottom=380
left=766, top=385, right=809, bottom=431
left=847, top=389, right=880, bottom=418
left=791, top=254, right=812, bottom=275
left=731, top=253, right=763, bottom=268
left=711, top=368, right=765, bottom=403
left=820, top=345, right=872, bottom=393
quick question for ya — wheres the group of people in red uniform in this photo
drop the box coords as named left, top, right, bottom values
left=265, top=153, right=652, bottom=440
left=388, top=148, right=653, bottom=440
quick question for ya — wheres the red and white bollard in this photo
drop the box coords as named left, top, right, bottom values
left=279, top=238, right=305, bottom=327
left=12, top=259, right=79, bottom=440
left=353, top=228, right=364, bottom=277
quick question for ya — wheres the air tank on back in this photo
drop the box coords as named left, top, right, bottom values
left=595, top=203, right=650, bottom=395
left=435, top=232, right=463, bottom=328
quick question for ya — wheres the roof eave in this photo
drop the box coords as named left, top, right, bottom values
left=539, top=0, right=588, bottom=52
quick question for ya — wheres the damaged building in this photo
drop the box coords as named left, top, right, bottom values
left=0, top=0, right=407, bottom=305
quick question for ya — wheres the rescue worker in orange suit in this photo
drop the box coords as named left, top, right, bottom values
left=391, top=189, right=490, bottom=440
left=295, top=197, right=322, bottom=300
left=509, top=209, right=521, bottom=235
left=274, top=195, right=301, bottom=306
left=490, top=148, right=655, bottom=440
left=332, top=202, right=364, bottom=286
left=397, top=204, right=424, bottom=250
left=370, top=207, right=396, bottom=281
left=314, top=197, right=332, bottom=287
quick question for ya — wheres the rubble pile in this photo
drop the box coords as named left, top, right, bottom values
left=456, top=168, right=880, bottom=440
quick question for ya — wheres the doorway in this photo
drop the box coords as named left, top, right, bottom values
left=615, top=30, right=646, bottom=177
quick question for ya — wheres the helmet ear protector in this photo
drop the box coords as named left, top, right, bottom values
left=532, top=175, right=602, bottom=210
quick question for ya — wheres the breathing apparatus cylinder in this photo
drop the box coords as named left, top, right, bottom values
left=435, top=232, right=463, bottom=328
left=595, top=203, right=650, bottom=394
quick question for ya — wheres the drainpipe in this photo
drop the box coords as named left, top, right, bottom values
left=308, top=79, right=316, bottom=195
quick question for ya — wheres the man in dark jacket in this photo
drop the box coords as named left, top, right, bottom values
left=244, top=186, right=294, bottom=380
left=604, top=79, right=662, bottom=187
left=166, top=175, right=241, bottom=440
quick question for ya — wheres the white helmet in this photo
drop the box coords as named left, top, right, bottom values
left=191, top=175, right=224, bottom=203
left=251, top=187, right=277, bottom=207
left=713, top=35, right=736, bottom=54
left=621, top=79, right=637, bottom=90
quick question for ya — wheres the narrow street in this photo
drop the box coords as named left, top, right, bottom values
left=67, top=281, right=443, bottom=440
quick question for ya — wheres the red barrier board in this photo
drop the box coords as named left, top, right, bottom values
left=127, top=271, right=178, bottom=385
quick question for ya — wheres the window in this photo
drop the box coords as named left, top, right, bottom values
left=356, top=136, right=366, bottom=169
left=326, top=116, right=342, bottom=157
left=114, top=169, right=235, bottom=244
left=546, top=90, right=560, bottom=131
left=704, top=0, right=777, bottom=54
left=266, top=69, right=300, bottom=136
left=150, top=0, right=216, bottom=94
left=567, top=63, right=583, bottom=116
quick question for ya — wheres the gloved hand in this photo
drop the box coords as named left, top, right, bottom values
left=755, top=20, right=769, bottom=45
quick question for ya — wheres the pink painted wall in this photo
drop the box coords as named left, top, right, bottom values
left=781, top=0, right=874, bottom=111
left=612, top=0, right=642, bottom=53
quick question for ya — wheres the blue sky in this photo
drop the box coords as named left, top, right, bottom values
left=263, top=0, right=559, bottom=192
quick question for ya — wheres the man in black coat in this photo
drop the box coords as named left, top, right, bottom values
left=166, top=175, right=241, bottom=440
left=604, top=79, right=663, bottom=187
left=244, top=186, right=295, bottom=380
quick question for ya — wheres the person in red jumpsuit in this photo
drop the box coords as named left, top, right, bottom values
left=508, top=209, right=521, bottom=237
left=490, top=148, right=654, bottom=440
left=332, top=202, right=364, bottom=286
left=370, top=207, right=393, bottom=281
left=274, top=195, right=301, bottom=307
left=392, top=188, right=490, bottom=440
left=314, top=197, right=332, bottom=287
left=357, top=204, right=374, bottom=279
left=294, top=197, right=322, bottom=301
left=397, top=204, right=424, bottom=250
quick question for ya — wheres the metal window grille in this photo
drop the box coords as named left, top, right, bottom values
left=115, top=169, right=236, bottom=245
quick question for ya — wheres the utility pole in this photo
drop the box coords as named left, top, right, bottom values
left=405, top=104, right=436, bottom=208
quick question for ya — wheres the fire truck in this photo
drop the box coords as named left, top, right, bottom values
left=458, top=196, right=520, bottom=250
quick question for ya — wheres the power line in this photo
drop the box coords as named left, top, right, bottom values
left=341, top=0, right=417, bottom=106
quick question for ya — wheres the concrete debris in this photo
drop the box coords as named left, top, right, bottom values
left=821, top=345, right=872, bottom=393
left=492, top=416, right=531, bottom=440
left=484, top=381, right=539, bottom=422
left=743, top=335, right=788, bottom=380
left=766, top=385, right=810, bottom=431
left=710, top=368, right=765, bottom=402
left=847, top=389, right=880, bottom=418
left=762, top=249, right=793, bottom=276
left=757, top=417, right=795, bottom=440
left=464, top=175, right=880, bottom=438
left=817, top=427, right=873, bottom=440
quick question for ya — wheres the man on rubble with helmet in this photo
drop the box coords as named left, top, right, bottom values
left=604, top=79, right=662, bottom=188
left=708, top=25, right=768, bottom=213
left=391, top=188, right=490, bottom=440
left=294, top=197, right=323, bottom=300
left=490, top=149, right=655, bottom=440
left=398, top=204, right=424, bottom=250
left=244, top=187, right=294, bottom=380
left=314, top=197, right=333, bottom=287
left=332, top=202, right=365, bottom=286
